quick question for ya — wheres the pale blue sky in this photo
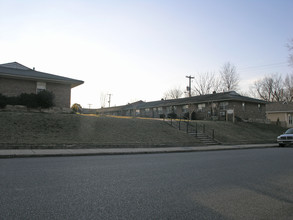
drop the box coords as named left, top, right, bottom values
left=1, top=0, right=292, bottom=107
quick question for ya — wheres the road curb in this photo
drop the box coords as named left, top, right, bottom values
left=0, top=144, right=279, bottom=158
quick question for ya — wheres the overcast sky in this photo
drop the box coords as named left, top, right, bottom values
left=1, top=0, right=293, bottom=108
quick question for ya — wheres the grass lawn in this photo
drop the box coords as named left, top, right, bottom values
left=188, top=120, right=286, bottom=144
left=0, top=112, right=201, bottom=149
left=0, top=112, right=286, bottom=149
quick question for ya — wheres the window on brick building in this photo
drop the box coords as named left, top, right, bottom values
left=198, top=103, right=205, bottom=111
left=182, top=105, right=188, bottom=113
left=289, top=114, right=292, bottom=125
left=220, top=102, right=228, bottom=110
left=158, top=107, right=163, bottom=114
left=36, top=82, right=46, bottom=93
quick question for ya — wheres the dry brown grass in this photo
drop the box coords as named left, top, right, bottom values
left=187, top=120, right=286, bottom=144
left=0, top=112, right=201, bottom=148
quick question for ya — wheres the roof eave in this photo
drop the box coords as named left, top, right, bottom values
left=0, top=72, right=84, bottom=88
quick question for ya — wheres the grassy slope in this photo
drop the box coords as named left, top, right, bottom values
left=0, top=112, right=286, bottom=149
left=0, top=112, right=201, bottom=148
left=188, top=120, right=286, bottom=144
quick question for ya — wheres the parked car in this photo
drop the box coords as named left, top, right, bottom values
left=277, top=128, right=293, bottom=147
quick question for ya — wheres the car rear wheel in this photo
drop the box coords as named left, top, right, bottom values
left=279, top=143, right=285, bottom=147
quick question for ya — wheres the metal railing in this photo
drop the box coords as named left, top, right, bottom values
left=165, top=118, right=216, bottom=140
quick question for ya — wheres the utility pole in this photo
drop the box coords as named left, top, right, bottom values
left=107, top=94, right=112, bottom=107
left=88, top=104, right=92, bottom=109
left=186, top=75, right=194, bottom=97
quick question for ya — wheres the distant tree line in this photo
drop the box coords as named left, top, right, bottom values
left=163, top=38, right=293, bottom=102
left=251, top=73, right=293, bottom=102
left=163, top=62, right=240, bottom=100
left=250, top=38, right=293, bottom=102
left=0, top=90, right=55, bottom=109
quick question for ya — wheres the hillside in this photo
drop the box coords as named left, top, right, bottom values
left=0, top=112, right=285, bottom=149
left=0, top=112, right=201, bottom=149
left=186, top=120, right=286, bottom=144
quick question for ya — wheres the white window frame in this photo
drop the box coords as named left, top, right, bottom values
left=198, top=103, right=206, bottom=111
left=36, top=82, right=46, bottom=93
left=289, top=114, right=292, bottom=125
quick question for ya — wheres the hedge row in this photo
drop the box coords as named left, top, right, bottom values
left=0, top=90, right=55, bottom=109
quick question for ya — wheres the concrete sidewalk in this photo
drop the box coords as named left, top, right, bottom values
left=0, top=143, right=278, bottom=158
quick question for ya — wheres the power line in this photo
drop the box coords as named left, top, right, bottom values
left=238, top=61, right=288, bottom=72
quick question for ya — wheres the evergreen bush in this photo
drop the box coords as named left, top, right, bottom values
left=0, top=91, right=55, bottom=109
left=0, top=93, right=7, bottom=108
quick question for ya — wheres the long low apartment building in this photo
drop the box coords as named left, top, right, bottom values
left=97, top=91, right=267, bottom=122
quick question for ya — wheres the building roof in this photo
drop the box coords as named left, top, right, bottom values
left=98, top=91, right=266, bottom=112
left=266, top=102, right=293, bottom=113
left=0, top=62, right=84, bottom=88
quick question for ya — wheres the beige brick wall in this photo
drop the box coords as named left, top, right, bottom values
left=0, top=77, right=36, bottom=96
left=0, top=77, right=72, bottom=108
left=47, top=83, right=71, bottom=108
left=230, top=101, right=266, bottom=120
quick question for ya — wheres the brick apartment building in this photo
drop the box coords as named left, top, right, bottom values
left=0, top=62, right=83, bottom=108
left=97, top=91, right=267, bottom=122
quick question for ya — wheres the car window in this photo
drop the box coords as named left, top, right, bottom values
left=285, top=128, right=293, bottom=134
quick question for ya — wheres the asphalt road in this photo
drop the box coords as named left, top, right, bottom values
left=1, top=148, right=293, bottom=219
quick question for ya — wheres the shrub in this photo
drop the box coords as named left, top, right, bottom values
left=183, top=112, right=189, bottom=119
left=19, top=93, right=38, bottom=108
left=72, top=103, right=82, bottom=113
left=7, top=96, right=20, bottom=105
left=37, top=90, right=54, bottom=108
left=0, top=91, right=55, bottom=109
left=167, top=112, right=177, bottom=119
left=0, top=93, right=7, bottom=108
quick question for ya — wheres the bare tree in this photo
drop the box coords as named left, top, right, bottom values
left=284, top=73, right=293, bottom=102
left=287, top=38, right=293, bottom=67
left=193, top=72, right=221, bottom=95
left=100, top=92, right=107, bottom=108
left=219, top=62, right=240, bottom=92
left=253, top=74, right=285, bottom=102
left=163, top=87, right=184, bottom=99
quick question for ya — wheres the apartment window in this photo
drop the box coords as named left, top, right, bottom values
left=198, top=103, right=205, bottom=111
left=220, top=111, right=226, bottom=117
left=158, top=107, right=163, bottom=114
left=182, top=105, right=188, bottom=113
left=289, top=114, right=292, bottom=125
left=258, top=104, right=262, bottom=111
left=36, top=82, right=46, bottom=93
left=166, top=106, right=172, bottom=113
left=220, top=102, right=228, bottom=110
left=145, top=108, right=150, bottom=112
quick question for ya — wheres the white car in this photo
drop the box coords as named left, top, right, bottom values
left=277, top=128, right=293, bottom=147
